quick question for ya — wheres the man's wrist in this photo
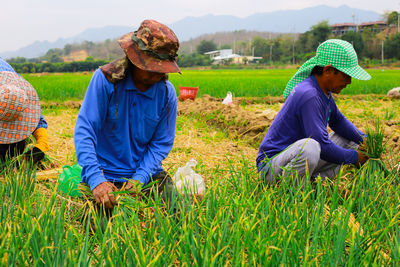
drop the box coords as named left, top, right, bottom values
left=89, top=177, right=108, bottom=191
left=131, top=173, right=147, bottom=185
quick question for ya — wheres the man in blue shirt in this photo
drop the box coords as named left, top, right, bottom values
left=74, top=20, right=180, bottom=210
left=257, top=39, right=369, bottom=187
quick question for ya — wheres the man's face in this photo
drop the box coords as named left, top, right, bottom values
left=329, top=70, right=352, bottom=94
left=133, top=67, right=165, bottom=88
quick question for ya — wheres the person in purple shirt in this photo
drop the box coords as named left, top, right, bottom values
left=74, top=20, right=180, bottom=213
left=257, top=39, right=370, bottom=187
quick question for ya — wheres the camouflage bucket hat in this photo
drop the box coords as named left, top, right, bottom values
left=283, top=39, right=371, bottom=98
left=118, top=19, right=180, bottom=73
left=0, top=71, right=41, bottom=144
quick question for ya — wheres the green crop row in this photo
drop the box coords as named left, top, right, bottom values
left=22, top=73, right=92, bottom=102
left=22, top=69, right=399, bottom=102
left=169, top=69, right=400, bottom=97
left=1, top=155, right=400, bottom=265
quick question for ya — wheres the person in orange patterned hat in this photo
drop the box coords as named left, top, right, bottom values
left=0, top=58, right=49, bottom=166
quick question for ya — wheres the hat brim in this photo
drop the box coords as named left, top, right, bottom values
left=0, top=72, right=41, bottom=144
left=118, top=32, right=180, bottom=74
left=337, top=65, right=371, bottom=81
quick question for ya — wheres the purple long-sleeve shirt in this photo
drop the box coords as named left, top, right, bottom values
left=257, top=76, right=364, bottom=171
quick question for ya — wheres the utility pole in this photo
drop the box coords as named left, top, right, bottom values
left=292, top=26, right=296, bottom=65
left=351, top=12, right=358, bottom=32
left=268, top=32, right=273, bottom=64
left=292, top=41, right=295, bottom=65
left=269, top=44, right=273, bottom=64
left=381, top=40, right=384, bottom=64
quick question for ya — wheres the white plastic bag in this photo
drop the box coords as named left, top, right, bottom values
left=173, top=159, right=205, bottom=198
left=222, top=91, right=233, bottom=105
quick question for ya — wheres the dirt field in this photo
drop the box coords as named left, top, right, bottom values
left=42, top=95, right=400, bottom=179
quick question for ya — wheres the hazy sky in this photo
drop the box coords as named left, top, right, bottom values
left=1, top=0, right=398, bottom=52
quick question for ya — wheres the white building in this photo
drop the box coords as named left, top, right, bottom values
left=204, top=49, right=261, bottom=64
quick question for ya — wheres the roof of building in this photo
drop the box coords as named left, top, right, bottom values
left=359, top=21, right=387, bottom=27
left=213, top=54, right=241, bottom=60
left=204, top=50, right=221, bottom=55
left=330, top=23, right=357, bottom=27
left=204, top=49, right=233, bottom=55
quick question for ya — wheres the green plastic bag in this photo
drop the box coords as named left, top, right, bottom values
left=58, top=164, right=82, bottom=197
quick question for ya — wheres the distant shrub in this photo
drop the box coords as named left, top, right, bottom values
left=10, top=60, right=109, bottom=73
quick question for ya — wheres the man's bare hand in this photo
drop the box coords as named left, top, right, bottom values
left=355, top=150, right=369, bottom=168
left=92, top=182, right=118, bottom=209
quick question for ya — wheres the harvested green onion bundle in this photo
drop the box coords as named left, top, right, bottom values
left=363, top=120, right=390, bottom=176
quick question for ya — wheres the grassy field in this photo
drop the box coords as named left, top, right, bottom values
left=23, top=72, right=93, bottom=102
left=1, top=106, right=399, bottom=265
left=170, top=69, right=400, bottom=97
left=1, top=70, right=400, bottom=265
left=22, top=68, right=400, bottom=101
left=2, top=156, right=399, bottom=265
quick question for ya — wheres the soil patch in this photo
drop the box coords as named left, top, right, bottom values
left=178, top=95, right=278, bottom=144
left=44, top=109, right=79, bottom=167
left=383, top=119, right=400, bottom=153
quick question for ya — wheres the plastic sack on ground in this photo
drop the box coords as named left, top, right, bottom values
left=58, top=164, right=82, bottom=197
left=173, top=159, right=205, bottom=199
left=222, top=91, right=233, bottom=105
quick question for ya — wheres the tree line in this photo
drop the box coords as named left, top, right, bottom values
left=5, top=12, right=400, bottom=71
left=184, top=19, right=399, bottom=67
left=9, top=59, right=109, bottom=74
left=7, top=40, right=122, bottom=73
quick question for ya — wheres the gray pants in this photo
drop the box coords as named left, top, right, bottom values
left=260, top=133, right=358, bottom=186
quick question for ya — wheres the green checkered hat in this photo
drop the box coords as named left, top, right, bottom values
left=283, top=39, right=371, bottom=98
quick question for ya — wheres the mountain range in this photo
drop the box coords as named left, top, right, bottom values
left=1, top=5, right=382, bottom=59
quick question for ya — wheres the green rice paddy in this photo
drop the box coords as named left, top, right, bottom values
left=22, top=69, right=400, bottom=102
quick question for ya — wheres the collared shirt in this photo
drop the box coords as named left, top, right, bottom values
left=74, top=69, right=177, bottom=190
left=257, top=76, right=363, bottom=171
left=0, top=57, right=15, bottom=72
left=0, top=57, right=48, bottom=130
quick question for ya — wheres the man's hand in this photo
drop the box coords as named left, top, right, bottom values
left=355, top=150, right=369, bottom=168
left=92, top=182, right=118, bottom=209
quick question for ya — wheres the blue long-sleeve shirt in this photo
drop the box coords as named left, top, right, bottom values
left=0, top=57, right=47, bottom=129
left=257, top=76, right=364, bottom=171
left=74, top=69, right=177, bottom=190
